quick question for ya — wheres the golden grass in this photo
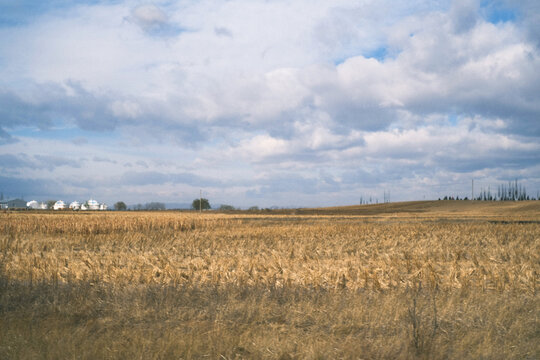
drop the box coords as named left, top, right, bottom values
left=1, top=202, right=539, bottom=359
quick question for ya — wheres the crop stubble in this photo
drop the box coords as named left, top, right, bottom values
left=0, top=208, right=538, bottom=359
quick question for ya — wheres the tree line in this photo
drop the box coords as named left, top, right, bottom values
left=441, top=180, right=539, bottom=201
left=115, top=202, right=166, bottom=211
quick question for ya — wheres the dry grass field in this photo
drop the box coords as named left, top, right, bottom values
left=1, top=201, right=539, bottom=359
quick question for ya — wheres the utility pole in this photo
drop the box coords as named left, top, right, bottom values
left=472, top=179, right=474, bottom=201
left=200, top=190, right=202, bottom=213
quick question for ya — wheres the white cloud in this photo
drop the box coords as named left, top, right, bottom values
left=236, top=134, right=290, bottom=159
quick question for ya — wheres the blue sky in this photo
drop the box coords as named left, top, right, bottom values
left=1, top=0, right=539, bottom=208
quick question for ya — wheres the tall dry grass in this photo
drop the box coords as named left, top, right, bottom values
left=0, top=210, right=538, bottom=359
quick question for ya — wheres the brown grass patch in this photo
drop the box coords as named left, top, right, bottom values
left=1, top=204, right=538, bottom=359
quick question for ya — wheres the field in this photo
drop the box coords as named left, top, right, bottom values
left=1, top=201, right=539, bottom=359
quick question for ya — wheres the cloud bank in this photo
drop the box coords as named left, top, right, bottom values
left=0, top=0, right=539, bottom=207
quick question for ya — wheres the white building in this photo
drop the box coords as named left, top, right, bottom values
left=53, top=200, right=66, bottom=210
left=80, top=203, right=88, bottom=211
left=27, top=200, right=50, bottom=210
left=26, top=200, right=40, bottom=209
left=99, top=203, right=108, bottom=211
left=69, top=201, right=81, bottom=210
left=87, top=199, right=100, bottom=210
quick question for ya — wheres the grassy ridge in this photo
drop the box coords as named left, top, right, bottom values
left=1, top=203, right=539, bottom=359
left=291, top=200, right=540, bottom=216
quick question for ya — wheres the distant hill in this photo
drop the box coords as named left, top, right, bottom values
left=127, top=202, right=192, bottom=210
left=268, top=200, right=540, bottom=217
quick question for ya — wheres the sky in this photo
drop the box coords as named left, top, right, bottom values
left=1, top=0, right=539, bottom=208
